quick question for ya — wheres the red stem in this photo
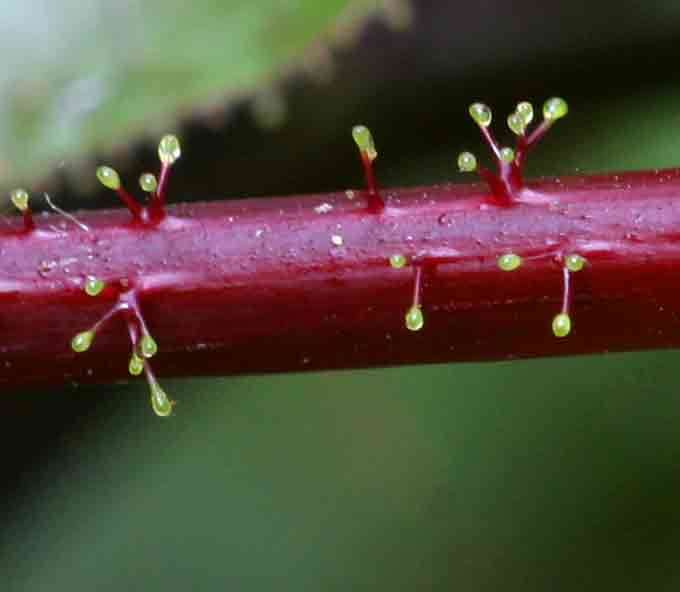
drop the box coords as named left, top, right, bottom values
left=360, top=153, right=384, bottom=212
left=116, top=187, right=144, bottom=221
left=412, top=265, right=423, bottom=308
left=2, top=168, right=680, bottom=389
left=525, top=120, right=553, bottom=151
left=479, top=125, right=501, bottom=160
left=152, top=163, right=171, bottom=219
left=561, top=265, right=571, bottom=315
left=22, top=210, right=35, bottom=232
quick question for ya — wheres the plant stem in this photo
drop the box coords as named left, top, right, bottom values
left=2, top=167, right=680, bottom=389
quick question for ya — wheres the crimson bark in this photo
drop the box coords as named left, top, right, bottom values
left=2, top=167, right=680, bottom=389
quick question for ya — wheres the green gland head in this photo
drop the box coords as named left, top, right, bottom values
left=543, top=97, right=568, bottom=122
left=139, top=334, right=158, bottom=359
left=507, top=112, right=526, bottom=136
left=516, top=101, right=534, bottom=125
left=497, top=253, right=522, bottom=272
left=552, top=313, right=572, bottom=338
left=351, top=125, right=377, bottom=160
left=389, top=254, right=408, bottom=269
left=149, top=380, right=173, bottom=417
left=139, top=173, right=158, bottom=193
left=499, top=147, right=515, bottom=164
left=71, top=330, right=95, bottom=353
left=84, top=276, right=105, bottom=297
left=158, top=134, right=181, bottom=165
left=128, top=353, right=144, bottom=376
left=10, top=188, right=29, bottom=212
left=457, top=151, right=477, bottom=172
left=469, top=102, right=492, bottom=127
left=405, top=305, right=424, bottom=332
left=564, top=253, right=586, bottom=272
left=96, top=166, right=120, bottom=191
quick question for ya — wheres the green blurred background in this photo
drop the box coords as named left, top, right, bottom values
left=4, top=1, right=680, bottom=589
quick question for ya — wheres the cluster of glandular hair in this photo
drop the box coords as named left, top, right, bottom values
left=9, top=135, right=182, bottom=416
left=463, top=98, right=584, bottom=337
left=7, top=98, right=575, bottom=417
left=355, top=97, right=583, bottom=339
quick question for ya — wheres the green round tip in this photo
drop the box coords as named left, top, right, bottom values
left=158, top=134, right=181, bottom=165
left=84, top=276, right=105, bottom=297
left=469, top=102, right=492, bottom=127
left=150, top=380, right=173, bottom=417
left=507, top=112, right=526, bottom=136
left=552, top=313, right=572, bottom=338
left=497, top=253, right=522, bottom=272
left=457, top=151, right=477, bottom=172
left=516, top=101, right=534, bottom=125
left=139, top=173, right=158, bottom=193
left=10, top=188, right=29, bottom=212
left=499, top=147, right=515, bottom=164
left=71, top=330, right=94, bottom=353
left=140, top=334, right=158, bottom=359
left=543, top=97, right=568, bottom=122
left=96, top=166, right=120, bottom=191
left=565, top=253, right=586, bottom=272
left=405, top=305, right=424, bottom=332
left=389, top=254, right=407, bottom=269
left=128, top=353, right=144, bottom=376
left=351, top=125, right=377, bottom=160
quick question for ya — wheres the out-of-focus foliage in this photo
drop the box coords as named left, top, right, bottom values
left=0, top=0, right=372, bottom=186
left=6, top=353, right=680, bottom=590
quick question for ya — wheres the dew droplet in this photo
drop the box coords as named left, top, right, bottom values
left=497, top=253, right=522, bottom=272
left=149, top=378, right=173, bottom=417
left=139, top=173, right=158, bottom=193
left=10, top=188, right=29, bottom=212
left=516, top=101, right=534, bottom=125
left=139, top=333, right=158, bottom=358
left=457, top=151, right=477, bottom=172
left=128, top=353, right=144, bottom=376
left=84, top=276, right=105, bottom=296
left=552, top=313, right=571, bottom=337
left=543, top=97, right=568, bottom=121
left=405, top=305, right=424, bottom=331
left=158, top=134, right=181, bottom=165
left=351, top=125, right=377, bottom=160
left=564, top=253, right=586, bottom=272
left=469, top=102, right=492, bottom=127
left=96, top=166, right=120, bottom=190
left=499, top=147, right=515, bottom=163
left=507, top=112, right=526, bottom=136
left=71, top=330, right=94, bottom=353
left=389, top=254, right=407, bottom=269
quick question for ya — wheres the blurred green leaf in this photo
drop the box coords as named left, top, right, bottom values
left=6, top=353, right=680, bottom=590
left=0, top=0, right=369, bottom=186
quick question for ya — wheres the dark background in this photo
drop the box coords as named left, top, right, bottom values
left=4, top=1, right=680, bottom=589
